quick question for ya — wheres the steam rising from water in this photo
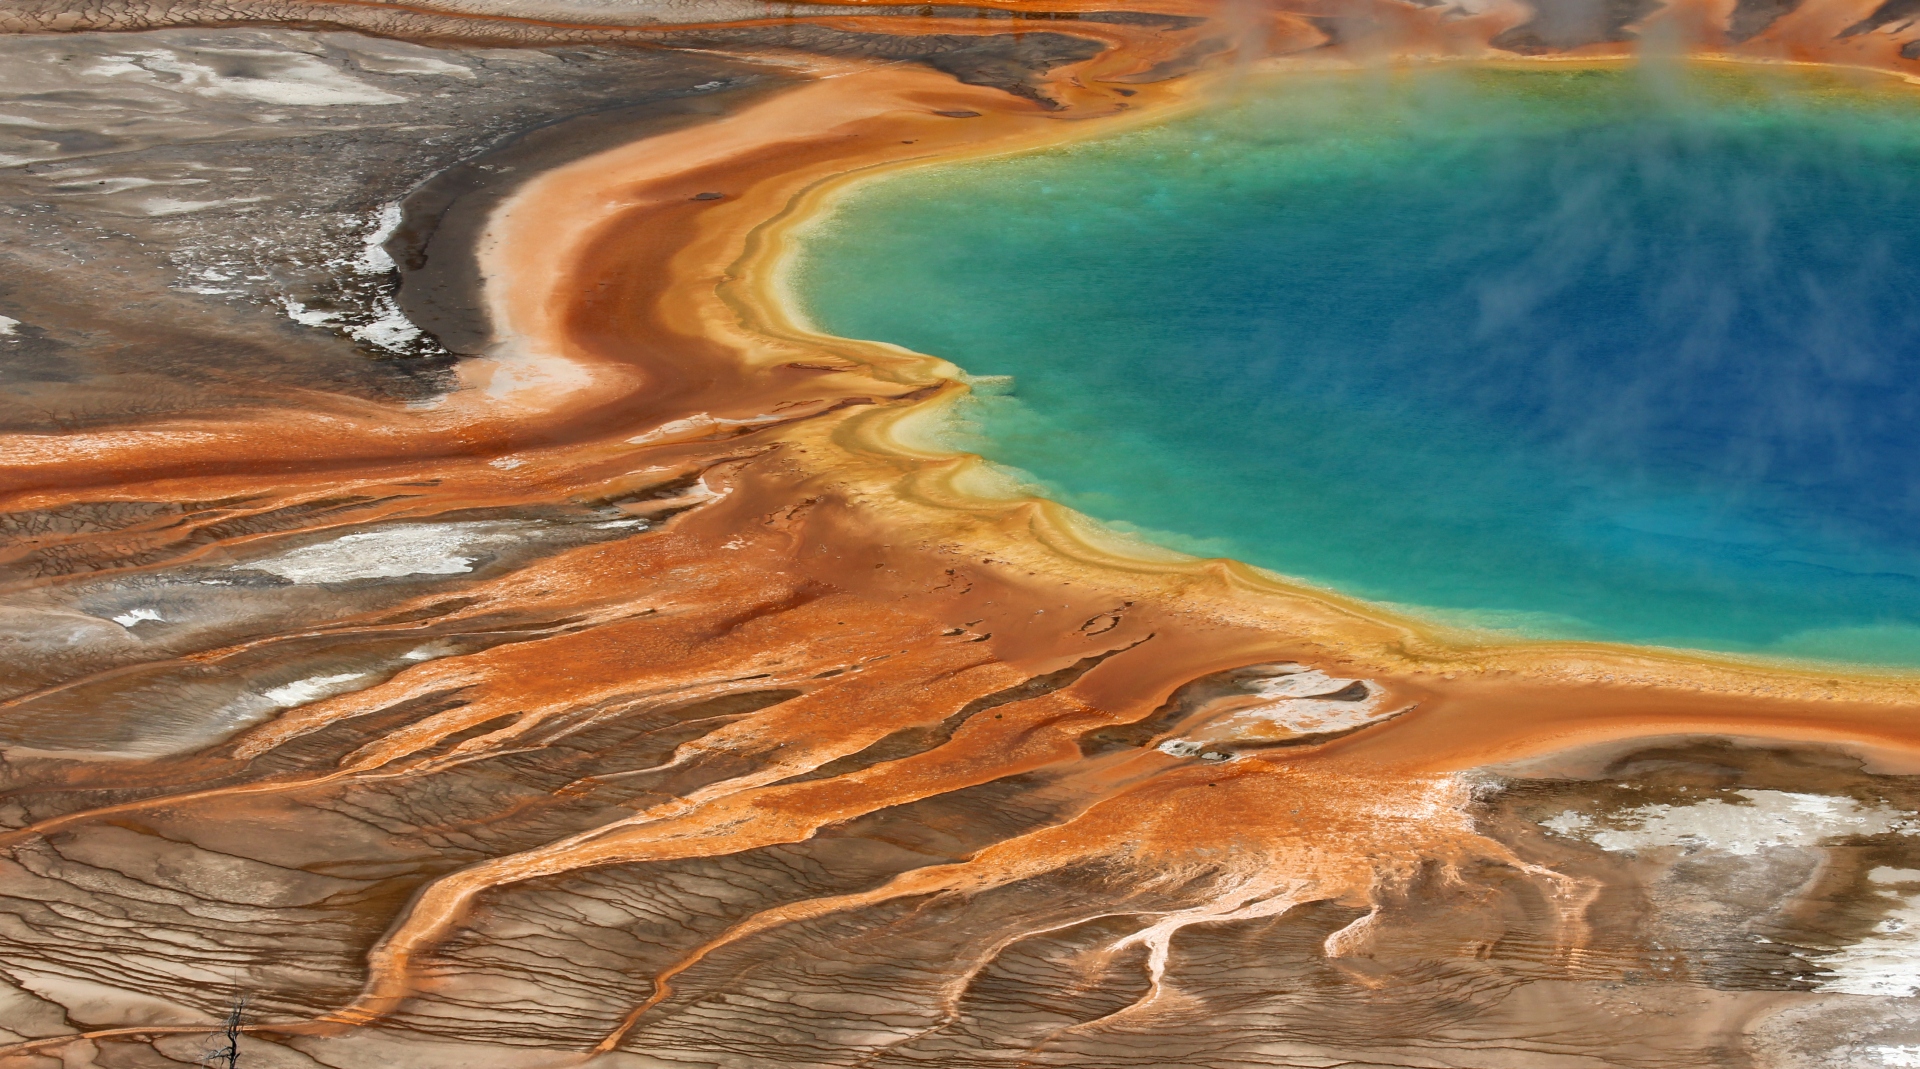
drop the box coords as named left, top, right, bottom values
left=799, top=63, right=1920, bottom=664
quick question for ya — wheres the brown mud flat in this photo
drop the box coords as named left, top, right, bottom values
left=4, top=2, right=1920, bottom=1067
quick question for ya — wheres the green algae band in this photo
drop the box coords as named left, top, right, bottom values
left=796, top=64, right=1920, bottom=666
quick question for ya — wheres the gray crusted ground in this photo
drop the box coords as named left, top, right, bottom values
left=0, top=29, right=763, bottom=429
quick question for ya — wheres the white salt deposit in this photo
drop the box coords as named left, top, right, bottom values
left=0, top=315, right=17, bottom=337
left=140, top=195, right=268, bottom=216
left=1154, top=665, right=1401, bottom=757
left=1816, top=899, right=1920, bottom=997
left=1540, top=810, right=1591, bottom=837
left=354, top=204, right=403, bottom=275
left=476, top=348, right=596, bottom=402
left=627, top=412, right=777, bottom=444
left=259, top=672, right=368, bottom=707
left=88, top=49, right=406, bottom=107
left=401, top=643, right=454, bottom=662
left=0, top=139, right=64, bottom=168
left=1545, top=792, right=1920, bottom=997
left=233, top=522, right=520, bottom=583
left=1540, top=790, right=1913, bottom=857
left=323, top=33, right=476, bottom=79
left=1242, top=667, right=1352, bottom=699
left=274, top=209, right=424, bottom=354
left=1235, top=696, right=1389, bottom=735
left=279, top=297, right=340, bottom=327
left=347, top=293, right=424, bottom=351
left=1815, top=867, right=1920, bottom=997
left=188, top=670, right=377, bottom=751
left=1217, top=666, right=1393, bottom=736
left=52, top=176, right=173, bottom=195
left=1878, top=1046, right=1920, bottom=1067
left=110, top=608, right=165, bottom=628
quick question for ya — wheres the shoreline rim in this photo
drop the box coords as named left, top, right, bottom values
left=728, top=55, right=1920, bottom=689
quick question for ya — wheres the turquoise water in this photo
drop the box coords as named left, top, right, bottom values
left=796, top=65, right=1920, bottom=665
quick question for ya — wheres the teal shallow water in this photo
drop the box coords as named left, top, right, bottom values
left=795, top=64, right=1920, bottom=666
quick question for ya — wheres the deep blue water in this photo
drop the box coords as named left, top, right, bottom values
left=796, top=65, right=1920, bottom=664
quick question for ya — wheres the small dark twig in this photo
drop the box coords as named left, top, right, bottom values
left=205, top=995, right=245, bottom=1068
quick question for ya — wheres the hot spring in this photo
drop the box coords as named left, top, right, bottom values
left=794, top=63, right=1920, bottom=666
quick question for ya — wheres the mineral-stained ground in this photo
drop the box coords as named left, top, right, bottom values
left=4, top=2, right=1920, bottom=1067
